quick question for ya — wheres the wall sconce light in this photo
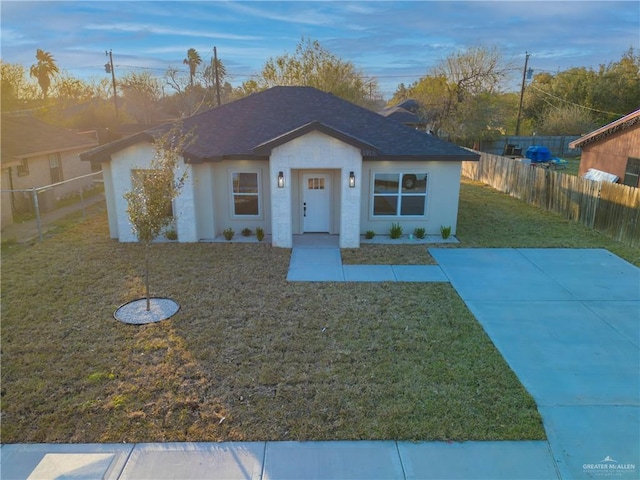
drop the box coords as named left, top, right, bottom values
left=277, top=171, right=285, bottom=188
left=349, top=171, right=356, bottom=188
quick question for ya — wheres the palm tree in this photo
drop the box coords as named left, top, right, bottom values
left=204, top=57, right=227, bottom=86
left=183, top=48, right=202, bottom=87
left=30, top=49, right=59, bottom=98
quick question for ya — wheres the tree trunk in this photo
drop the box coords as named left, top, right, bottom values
left=145, top=244, right=151, bottom=311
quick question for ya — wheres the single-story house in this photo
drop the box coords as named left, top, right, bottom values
left=569, top=109, right=640, bottom=187
left=379, top=99, right=429, bottom=131
left=81, top=86, right=479, bottom=248
left=1, top=115, right=99, bottom=227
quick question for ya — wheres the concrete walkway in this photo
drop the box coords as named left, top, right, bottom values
left=2, top=246, right=638, bottom=479
left=287, top=234, right=449, bottom=282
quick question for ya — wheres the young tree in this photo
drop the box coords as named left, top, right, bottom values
left=124, top=123, right=193, bottom=311
left=29, top=49, right=59, bottom=98
left=183, top=48, right=202, bottom=87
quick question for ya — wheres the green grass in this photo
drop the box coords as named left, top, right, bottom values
left=560, top=156, right=581, bottom=177
left=2, top=177, right=635, bottom=444
left=457, top=179, right=638, bottom=265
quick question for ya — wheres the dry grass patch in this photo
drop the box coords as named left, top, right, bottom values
left=6, top=177, right=632, bottom=444
left=341, top=244, right=436, bottom=265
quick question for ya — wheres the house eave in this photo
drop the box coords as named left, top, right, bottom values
left=184, top=153, right=270, bottom=163
left=79, top=132, right=154, bottom=164
left=569, top=109, right=640, bottom=149
left=10, top=143, right=99, bottom=160
left=364, top=154, right=480, bottom=162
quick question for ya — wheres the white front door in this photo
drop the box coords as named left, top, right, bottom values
left=302, top=174, right=331, bottom=232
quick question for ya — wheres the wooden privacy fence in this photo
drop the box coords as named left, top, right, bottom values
left=462, top=152, right=640, bottom=247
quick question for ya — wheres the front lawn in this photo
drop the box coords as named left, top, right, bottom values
left=2, top=178, right=635, bottom=444
left=1, top=220, right=545, bottom=443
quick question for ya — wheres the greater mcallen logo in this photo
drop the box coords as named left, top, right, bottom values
left=583, top=456, right=636, bottom=477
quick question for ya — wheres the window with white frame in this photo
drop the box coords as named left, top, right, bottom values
left=231, top=171, right=260, bottom=216
left=372, top=172, right=428, bottom=216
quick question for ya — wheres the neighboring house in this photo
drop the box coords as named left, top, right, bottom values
left=1, top=115, right=99, bottom=227
left=81, top=86, right=478, bottom=248
left=569, top=109, right=640, bottom=187
left=379, top=99, right=429, bottom=131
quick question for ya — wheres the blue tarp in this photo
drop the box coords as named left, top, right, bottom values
left=526, top=146, right=552, bottom=162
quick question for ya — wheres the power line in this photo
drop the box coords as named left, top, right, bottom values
left=527, top=83, right=625, bottom=116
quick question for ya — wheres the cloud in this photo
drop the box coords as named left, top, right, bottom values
left=222, top=1, right=341, bottom=27
left=1, top=0, right=637, bottom=99
left=84, top=22, right=262, bottom=41
left=0, top=28, right=33, bottom=47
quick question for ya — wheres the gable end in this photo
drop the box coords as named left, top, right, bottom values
left=253, top=121, right=379, bottom=156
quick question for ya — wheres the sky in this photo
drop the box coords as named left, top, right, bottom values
left=1, top=1, right=638, bottom=99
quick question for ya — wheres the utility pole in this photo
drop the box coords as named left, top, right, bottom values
left=515, top=51, right=530, bottom=136
left=105, top=49, right=118, bottom=118
left=213, top=46, right=221, bottom=106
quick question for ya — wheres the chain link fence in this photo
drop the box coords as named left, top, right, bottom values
left=1, top=171, right=105, bottom=242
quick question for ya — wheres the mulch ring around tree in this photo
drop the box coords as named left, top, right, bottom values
left=114, top=297, right=180, bottom=324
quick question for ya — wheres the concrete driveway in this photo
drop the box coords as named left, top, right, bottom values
left=431, top=248, right=640, bottom=479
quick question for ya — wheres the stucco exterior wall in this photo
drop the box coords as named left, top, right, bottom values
left=190, top=160, right=271, bottom=240
left=577, top=125, right=640, bottom=183
left=101, top=162, right=118, bottom=239
left=192, top=163, right=216, bottom=240
left=104, top=135, right=463, bottom=246
left=269, top=131, right=362, bottom=248
left=9, top=148, right=94, bottom=196
left=360, top=160, right=462, bottom=236
left=108, top=142, right=195, bottom=242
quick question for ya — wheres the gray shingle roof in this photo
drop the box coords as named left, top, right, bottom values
left=82, top=87, right=478, bottom=163
left=2, top=115, right=98, bottom=165
left=379, top=106, right=422, bottom=125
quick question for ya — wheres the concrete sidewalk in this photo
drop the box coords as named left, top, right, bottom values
left=1, top=440, right=558, bottom=479
left=2, top=247, right=638, bottom=479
